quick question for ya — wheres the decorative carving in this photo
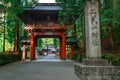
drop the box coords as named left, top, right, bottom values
left=91, top=9, right=98, bottom=29
left=91, top=31, right=99, bottom=45
left=90, top=4, right=99, bottom=45
left=24, top=24, right=34, bottom=33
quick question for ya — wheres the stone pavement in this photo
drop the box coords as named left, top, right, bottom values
left=0, top=54, right=80, bottom=80
left=36, top=54, right=61, bottom=62
left=35, top=54, right=71, bottom=62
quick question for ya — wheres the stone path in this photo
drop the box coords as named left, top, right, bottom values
left=36, top=54, right=61, bottom=62
left=0, top=54, right=80, bottom=80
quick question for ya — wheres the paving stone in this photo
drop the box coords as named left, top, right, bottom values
left=0, top=55, right=80, bottom=80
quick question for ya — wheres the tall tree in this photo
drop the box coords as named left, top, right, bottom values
left=0, top=0, right=8, bottom=52
left=58, top=0, right=120, bottom=50
left=7, top=0, right=24, bottom=51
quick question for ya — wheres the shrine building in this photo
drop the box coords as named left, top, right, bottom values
left=18, top=3, right=69, bottom=60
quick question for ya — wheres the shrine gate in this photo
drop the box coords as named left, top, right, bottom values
left=19, top=3, right=67, bottom=60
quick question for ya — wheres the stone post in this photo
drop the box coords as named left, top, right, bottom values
left=85, top=2, right=101, bottom=59
left=74, top=2, right=120, bottom=80
left=21, top=45, right=26, bottom=61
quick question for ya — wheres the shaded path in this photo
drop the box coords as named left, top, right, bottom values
left=0, top=55, right=80, bottom=80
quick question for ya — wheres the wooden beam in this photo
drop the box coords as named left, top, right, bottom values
left=34, top=32, right=62, bottom=36
left=33, top=26, right=66, bottom=31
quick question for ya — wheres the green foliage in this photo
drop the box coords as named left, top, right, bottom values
left=76, top=18, right=82, bottom=40
left=58, top=0, right=120, bottom=50
left=73, top=53, right=120, bottom=66
left=0, top=0, right=24, bottom=52
left=0, top=4, right=6, bottom=11
left=22, top=0, right=39, bottom=6
left=73, top=53, right=86, bottom=62
left=102, top=54, right=120, bottom=66
left=42, top=38, right=54, bottom=44
left=0, top=0, right=39, bottom=52
left=0, top=53, right=21, bottom=65
left=66, top=52, right=71, bottom=59
left=37, top=38, right=43, bottom=48
left=9, top=0, right=24, bottom=15
left=37, top=38, right=60, bottom=49
left=58, top=0, right=92, bottom=24
left=100, top=0, right=120, bottom=42
left=53, top=38, right=59, bottom=49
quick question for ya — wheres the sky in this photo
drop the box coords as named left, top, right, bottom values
left=39, top=0, right=56, bottom=3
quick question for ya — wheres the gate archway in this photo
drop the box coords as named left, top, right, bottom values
left=25, top=23, right=66, bottom=60
left=19, top=3, right=67, bottom=60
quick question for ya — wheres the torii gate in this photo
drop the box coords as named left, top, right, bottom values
left=19, top=3, right=66, bottom=60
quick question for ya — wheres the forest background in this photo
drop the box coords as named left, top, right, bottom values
left=0, top=0, right=120, bottom=54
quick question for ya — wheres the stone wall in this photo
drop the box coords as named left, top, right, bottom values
left=74, top=63, right=120, bottom=80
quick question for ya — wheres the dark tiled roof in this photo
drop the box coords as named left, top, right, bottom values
left=18, top=3, right=62, bottom=24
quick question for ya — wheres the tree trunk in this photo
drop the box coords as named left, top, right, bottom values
left=104, top=0, right=115, bottom=49
left=113, top=0, right=120, bottom=45
left=3, top=11, right=5, bottom=52
left=14, top=21, right=19, bottom=51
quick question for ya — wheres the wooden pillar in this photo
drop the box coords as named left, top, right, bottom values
left=60, top=33, right=66, bottom=59
left=30, top=31, right=35, bottom=60
left=71, top=44, right=74, bottom=59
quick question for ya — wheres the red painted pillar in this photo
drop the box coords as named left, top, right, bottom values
left=71, top=44, right=74, bottom=59
left=61, top=33, right=66, bottom=59
left=30, top=32, right=35, bottom=60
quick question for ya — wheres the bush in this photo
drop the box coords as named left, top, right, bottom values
left=77, top=54, right=86, bottom=62
left=66, top=53, right=71, bottom=59
left=0, top=53, right=21, bottom=65
left=102, top=53, right=120, bottom=66
left=73, top=53, right=120, bottom=66
left=0, top=54, right=6, bottom=65
left=73, top=53, right=86, bottom=62
left=73, top=53, right=79, bottom=60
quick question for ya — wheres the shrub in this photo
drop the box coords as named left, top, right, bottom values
left=73, top=53, right=120, bottom=66
left=66, top=53, right=71, bottom=59
left=73, top=53, right=79, bottom=60
left=73, top=53, right=86, bottom=62
left=0, top=53, right=21, bottom=65
left=102, top=53, right=120, bottom=66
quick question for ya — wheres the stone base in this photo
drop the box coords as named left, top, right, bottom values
left=74, top=59, right=120, bottom=80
